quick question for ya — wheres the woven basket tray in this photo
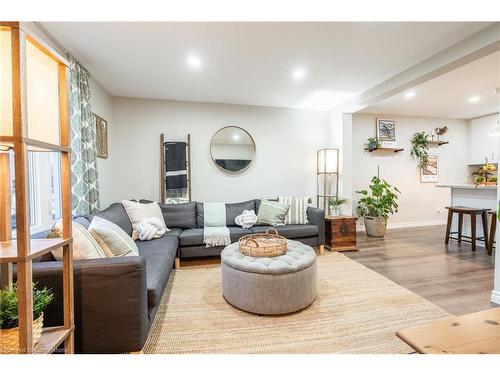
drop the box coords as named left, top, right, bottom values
left=239, top=228, right=288, bottom=257
left=0, top=313, right=43, bottom=354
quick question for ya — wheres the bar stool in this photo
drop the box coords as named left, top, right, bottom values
left=445, top=206, right=489, bottom=252
left=487, top=210, right=496, bottom=256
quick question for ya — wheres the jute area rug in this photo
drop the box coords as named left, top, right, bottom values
left=144, top=252, right=451, bottom=354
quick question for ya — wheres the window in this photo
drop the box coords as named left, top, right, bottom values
left=10, top=151, right=62, bottom=236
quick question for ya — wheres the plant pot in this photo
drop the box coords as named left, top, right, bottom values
left=0, top=313, right=43, bottom=353
left=364, top=216, right=387, bottom=238
left=330, top=206, right=341, bottom=216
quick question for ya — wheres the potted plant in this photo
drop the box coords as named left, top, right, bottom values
left=328, top=197, right=348, bottom=216
left=366, top=137, right=381, bottom=151
left=356, top=176, right=400, bottom=237
left=410, top=132, right=430, bottom=169
left=0, top=283, right=53, bottom=353
left=474, top=175, right=486, bottom=185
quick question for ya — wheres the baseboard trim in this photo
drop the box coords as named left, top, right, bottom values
left=491, top=290, right=500, bottom=305
left=356, top=219, right=446, bottom=231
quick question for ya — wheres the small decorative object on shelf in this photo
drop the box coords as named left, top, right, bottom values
left=435, top=126, right=448, bottom=141
left=356, top=175, right=400, bottom=238
left=366, top=137, right=381, bottom=151
left=239, top=228, right=288, bottom=257
left=472, top=158, right=497, bottom=185
left=325, top=216, right=358, bottom=251
left=0, top=284, right=53, bottom=353
left=410, top=131, right=430, bottom=169
left=328, top=197, right=348, bottom=216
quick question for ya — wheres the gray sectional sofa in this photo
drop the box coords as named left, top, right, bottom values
left=30, top=199, right=325, bottom=353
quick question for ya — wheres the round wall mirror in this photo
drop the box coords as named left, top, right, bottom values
left=210, top=126, right=256, bottom=172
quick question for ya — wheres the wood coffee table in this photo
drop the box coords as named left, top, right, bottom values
left=396, top=307, right=500, bottom=354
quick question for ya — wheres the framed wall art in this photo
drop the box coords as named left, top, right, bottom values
left=376, top=118, right=396, bottom=147
left=420, top=153, right=438, bottom=183
left=94, top=113, right=108, bottom=159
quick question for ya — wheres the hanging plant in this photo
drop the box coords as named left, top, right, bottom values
left=410, top=132, right=430, bottom=169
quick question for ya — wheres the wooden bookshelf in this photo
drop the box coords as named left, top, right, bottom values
left=0, top=22, right=74, bottom=354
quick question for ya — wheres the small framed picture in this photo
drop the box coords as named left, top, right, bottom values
left=421, top=154, right=438, bottom=183
left=94, top=113, right=108, bottom=159
left=376, top=118, right=396, bottom=147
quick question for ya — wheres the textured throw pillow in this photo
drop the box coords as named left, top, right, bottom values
left=88, top=216, right=139, bottom=257
left=256, top=200, right=290, bottom=226
left=122, top=200, right=168, bottom=240
left=51, top=221, right=107, bottom=261
left=278, top=196, right=310, bottom=225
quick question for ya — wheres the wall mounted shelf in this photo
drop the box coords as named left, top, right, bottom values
left=429, top=140, right=449, bottom=146
left=364, top=147, right=404, bottom=153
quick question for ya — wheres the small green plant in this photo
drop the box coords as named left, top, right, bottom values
left=490, top=176, right=497, bottom=182
left=328, top=197, right=348, bottom=208
left=410, top=132, right=430, bottom=169
left=474, top=175, right=486, bottom=185
left=367, top=137, right=381, bottom=150
left=356, top=176, right=400, bottom=218
left=0, top=283, right=53, bottom=329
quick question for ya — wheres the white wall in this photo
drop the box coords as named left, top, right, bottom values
left=89, top=78, right=114, bottom=208
left=352, top=113, right=470, bottom=228
left=103, top=98, right=329, bottom=206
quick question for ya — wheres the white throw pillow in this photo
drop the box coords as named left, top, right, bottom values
left=122, top=200, right=167, bottom=240
left=51, top=221, right=107, bottom=261
left=88, top=216, right=139, bottom=257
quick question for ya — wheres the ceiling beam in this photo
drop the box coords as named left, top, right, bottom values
left=337, top=22, right=500, bottom=113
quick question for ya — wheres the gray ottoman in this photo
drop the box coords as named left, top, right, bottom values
left=221, top=240, right=318, bottom=315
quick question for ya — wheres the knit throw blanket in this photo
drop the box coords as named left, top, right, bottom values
left=203, top=202, right=231, bottom=247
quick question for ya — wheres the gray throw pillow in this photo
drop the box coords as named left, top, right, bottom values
left=140, top=199, right=196, bottom=229
left=196, top=200, right=256, bottom=227
left=256, top=200, right=290, bottom=226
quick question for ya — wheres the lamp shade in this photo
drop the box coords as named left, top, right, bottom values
left=317, top=148, right=339, bottom=173
left=26, top=38, right=60, bottom=145
left=0, top=27, right=13, bottom=138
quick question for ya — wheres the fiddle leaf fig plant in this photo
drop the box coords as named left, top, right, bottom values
left=410, top=132, right=430, bottom=169
left=356, top=176, right=400, bottom=218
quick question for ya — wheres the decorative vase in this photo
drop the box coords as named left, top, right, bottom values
left=331, top=206, right=341, bottom=216
left=0, top=313, right=44, bottom=354
left=364, top=216, right=387, bottom=237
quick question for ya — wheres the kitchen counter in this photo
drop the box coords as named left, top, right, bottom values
left=436, top=184, right=497, bottom=190
left=437, top=184, right=497, bottom=240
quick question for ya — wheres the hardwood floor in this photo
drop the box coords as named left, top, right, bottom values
left=345, top=225, right=496, bottom=316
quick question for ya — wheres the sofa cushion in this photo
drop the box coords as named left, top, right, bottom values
left=180, top=227, right=252, bottom=247
left=137, top=235, right=178, bottom=308
left=140, top=200, right=196, bottom=229
left=122, top=200, right=167, bottom=240
left=251, top=225, right=318, bottom=239
left=164, top=228, right=182, bottom=237
left=196, top=200, right=256, bottom=227
left=87, top=203, right=133, bottom=236
left=256, top=200, right=290, bottom=226
left=88, top=216, right=139, bottom=257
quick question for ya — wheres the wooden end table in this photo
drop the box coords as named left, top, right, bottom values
left=396, top=307, right=500, bottom=354
left=325, top=215, right=358, bottom=252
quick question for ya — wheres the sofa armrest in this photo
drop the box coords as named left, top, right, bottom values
left=31, top=256, right=148, bottom=353
left=307, top=206, right=325, bottom=245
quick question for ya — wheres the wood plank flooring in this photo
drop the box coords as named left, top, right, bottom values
left=345, top=225, right=496, bottom=316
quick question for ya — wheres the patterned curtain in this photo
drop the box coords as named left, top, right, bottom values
left=67, top=53, right=100, bottom=215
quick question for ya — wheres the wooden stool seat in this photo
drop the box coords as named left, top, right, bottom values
left=445, top=206, right=490, bottom=252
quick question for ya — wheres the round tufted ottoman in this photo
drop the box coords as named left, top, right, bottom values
left=220, top=240, right=318, bottom=315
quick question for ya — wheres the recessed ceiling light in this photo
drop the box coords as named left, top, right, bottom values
left=468, top=96, right=480, bottom=103
left=404, top=91, right=416, bottom=98
left=187, top=55, right=202, bottom=69
left=292, top=68, right=306, bottom=81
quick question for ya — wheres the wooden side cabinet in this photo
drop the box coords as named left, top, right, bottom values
left=325, top=216, right=358, bottom=251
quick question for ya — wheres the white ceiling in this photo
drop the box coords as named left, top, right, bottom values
left=359, top=50, right=500, bottom=119
left=40, top=22, right=492, bottom=110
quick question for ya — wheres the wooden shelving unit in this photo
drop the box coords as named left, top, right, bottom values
left=0, top=22, right=74, bottom=354
left=364, top=147, right=404, bottom=153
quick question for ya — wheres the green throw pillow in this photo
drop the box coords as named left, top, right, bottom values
left=256, top=200, right=290, bottom=226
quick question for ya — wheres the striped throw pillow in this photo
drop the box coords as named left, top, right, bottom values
left=278, top=197, right=310, bottom=225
